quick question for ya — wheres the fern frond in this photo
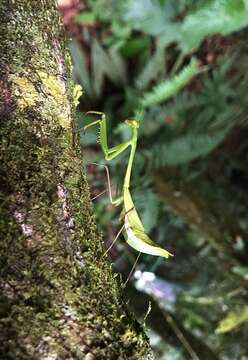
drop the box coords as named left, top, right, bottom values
left=142, top=57, right=199, bottom=107
left=139, top=91, right=200, bottom=136
left=142, top=130, right=229, bottom=168
left=92, top=38, right=109, bottom=97
left=69, top=41, right=93, bottom=97
left=109, top=47, right=127, bottom=84
left=136, top=46, right=165, bottom=90
left=92, top=38, right=126, bottom=97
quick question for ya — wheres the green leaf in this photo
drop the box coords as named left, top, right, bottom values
left=120, top=37, right=150, bottom=58
left=232, top=266, right=248, bottom=280
left=74, top=12, right=96, bottom=25
left=215, top=306, right=248, bottom=334
left=111, top=20, right=131, bottom=38
left=178, top=0, right=248, bottom=53
left=124, top=0, right=182, bottom=35
left=125, top=0, right=248, bottom=53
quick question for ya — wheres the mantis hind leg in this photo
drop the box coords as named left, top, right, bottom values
left=102, top=223, right=125, bottom=258
left=87, top=162, right=123, bottom=206
left=123, top=252, right=141, bottom=287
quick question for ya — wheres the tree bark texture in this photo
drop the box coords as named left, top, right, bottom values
left=0, top=1, right=152, bottom=359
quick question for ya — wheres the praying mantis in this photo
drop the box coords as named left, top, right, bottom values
left=84, top=111, right=173, bottom=259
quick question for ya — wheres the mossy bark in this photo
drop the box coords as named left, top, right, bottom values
left=0, top=1, right=152, bottom=359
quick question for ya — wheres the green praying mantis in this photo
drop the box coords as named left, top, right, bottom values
left=84, top=111, right=173, bottom=259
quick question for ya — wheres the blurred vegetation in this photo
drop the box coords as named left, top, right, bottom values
left=61, top=0, right=248, bottom=358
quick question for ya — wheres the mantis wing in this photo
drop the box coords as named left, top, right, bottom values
left=123, top=188, right=173, bottom=259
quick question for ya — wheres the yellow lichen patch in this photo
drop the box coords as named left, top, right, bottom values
left=13, top=77, right=39, bottom=109
left=73, top=84, right=83, bottom=107
left=12, top=71, right=71, bottom=129
left=38, top=71, right=71, bottom=129
left=121, top=328, right=138, bottom=344
left=33, top=146, right=47, bottom=161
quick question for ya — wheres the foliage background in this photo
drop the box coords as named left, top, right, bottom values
left=59, top=0, right=248, bottom=358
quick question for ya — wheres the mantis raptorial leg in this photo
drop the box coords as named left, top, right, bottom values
left=84, top=111, right=173, bottom=259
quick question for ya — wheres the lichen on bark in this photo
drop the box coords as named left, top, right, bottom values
left=0, top=1, right=152, bottom=358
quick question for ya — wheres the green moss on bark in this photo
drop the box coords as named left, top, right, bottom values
left=0, top=1, right=152, bottom=359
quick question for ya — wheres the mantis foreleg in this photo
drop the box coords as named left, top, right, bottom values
left=84, top=111, right=131, bottom=161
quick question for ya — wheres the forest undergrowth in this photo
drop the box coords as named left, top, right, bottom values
left=59, top=1, right=248, bottom=358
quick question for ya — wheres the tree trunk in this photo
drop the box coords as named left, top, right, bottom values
left=0, top=1, right=152, bottom=358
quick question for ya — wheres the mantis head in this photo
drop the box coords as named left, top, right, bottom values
left=125, top=119, right=139, bottom=129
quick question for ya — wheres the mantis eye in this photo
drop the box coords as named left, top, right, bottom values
left=125, top=119, right=139, bottom=128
